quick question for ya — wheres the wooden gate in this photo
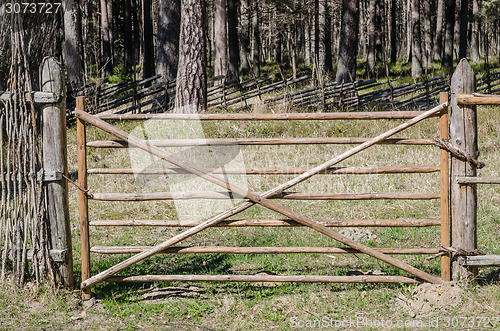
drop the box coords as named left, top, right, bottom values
left=75, top=96, right=450, bottom=299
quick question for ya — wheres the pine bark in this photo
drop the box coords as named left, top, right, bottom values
left=132, top=0, right=142, bottom=64
left=227, top=0, right=240, bottom=82
left=367, top=0, right=376, bottom=78
left=422, top=0, right=432, bottom=61
left=214, top=0, right=228, bottom=77
left=142, top=0, right=155, bottom=80
left=100, top=0, right=113, bottom=77
left=335, top=0, right=359, bottom=84
left=411, top=0, right=422, bottom=77
left=239, top=0, right=251, bottom=75
left=390, top=0, right=397, bottom=63
left=175, top=0, right=207, bottom=112
left=433, top=0, right=444, bottom=61
left=317, top=0, right=327, bottom=76
left=124, top=0, right=134, bottom=73
left=157, top=0, right=181, bottom=83
left=470, top=0, right=479, bottom=61
left=251, top=0, right=260, bottom=77
left=443, top=0, right=455, bottom=67
left=63, top=0, right=85, bottom=93
left=458, top=0, right=468, bottom=59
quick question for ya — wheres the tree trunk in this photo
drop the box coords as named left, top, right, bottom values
left=422, top=0, right=432, bottom=61
left=124, top=0, right=134, bottom=73
left=390, top=0, right=397, bottom=63
left=273, top=4, right=282, bottom=64
left=411, top=0, right=423, bottom=77
left=325, top=8, right=333, bottom=74
left=458, top=0, right=468, bottom=59
left=470, top=0, right=479, bottom=61
left=443, top=0, right=455, bottom=67
left=157, top=0, right=181, bottom=83
left=239, top=0, right=251, bottom=75
left=433, top=0, right=444, bottom=61
left=175, top=0, right=207, bottom=112
left=100, top=0, right=113, bottom=77
left=63, top=0, right=85, bottom=93
left=304, top=0, right=311, bottom=66
left=214, top=0, right=228, bottom=77
left=132, top=0, right=142, bottom=65
left=335, top=0, right=359, bottom=84
left=375, top=0, right=384, bottom=62
left=227, top=0, right=240, bottom=82
left=367, top=0, right=376, bottom=78
left=251, top=0, right=260, bottom=77
left=142, top=0, right=155, bottom=80
left=317, top=0, right=327, bottom=76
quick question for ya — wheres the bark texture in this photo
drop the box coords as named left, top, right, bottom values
left=335, top=0, right=359, bottom=83
left=157, top=0, right=181, bottom=82
left=175, top=0, right=207, bottom=112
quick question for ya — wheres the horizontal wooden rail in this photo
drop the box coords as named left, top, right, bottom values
left=90, top=191, right=440, bottom=201
left=89, top=218, right=440, bottom=227
left=105, top=274, right=420, bottom=284
left=457, top=255, right=500, bottom=267
left=87, top=137, right=435, bottom=148
left=457, top=94, right=500, bottom=105
left=87, top=165, right=440, bottom=175
left=96, top=111, right=438, bottom=121
left=456, top=176, right=500, bottom=184
left=0, top=91, right=60, bottom=103
left=91, top=246, right=440, bottom=255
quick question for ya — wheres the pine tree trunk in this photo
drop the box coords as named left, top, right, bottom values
left=411, top=0, right=423, bottom=77
left=239, top=0, right=251, bottom=75
left=422, top=0, right=432, bottom=61
left=274, top=4, right=282, bottom=64
left=251, top=0, right=260, bottom=77
left=390, top=0, right=398, bottom=63
left=157, top=0, right=180, bottom=83
left=142, top=0, right=155, bottom=80
left=132, top=0, right=142, bottom=66
left=63, top=0, right=85, bottom=93
left=100, top=0, right=113, bottom=77
left=227, top=0, right=240, bottom=82
left=325, top=8, right=333, bottom=74
left=214, top=0, right=228, bottom=77
left=335, top=0, right=359, bottom=84
left=317, top=0, right=327, bottom=76
left=443, top=0, right=455, bottom=67
left=124, top=0, right=134, bottom=73
left=304, top=0, right=311, bottom=66
left=458, top=0, right=468, bottom=59
left=175, top=0, right=207, bottom=112
left=470, top=0, right=480, bottom=61
left=375, top=0, right=384, bottom=62
left=433, top=0, right=444, bottom=61
left=367, top=0, right=376, bottom=78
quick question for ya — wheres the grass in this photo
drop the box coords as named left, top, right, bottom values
left=1, top=104, right=499, bottom=330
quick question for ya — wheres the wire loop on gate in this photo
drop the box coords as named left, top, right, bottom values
left=62, top=173, right=90, bottom=196
left=432, top=137, right=485, bottom=169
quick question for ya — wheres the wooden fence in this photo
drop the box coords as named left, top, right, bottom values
left=80, top=68, right=500, bottom=117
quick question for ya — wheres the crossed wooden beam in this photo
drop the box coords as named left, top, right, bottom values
left=76, top=102, right=447, bottom=290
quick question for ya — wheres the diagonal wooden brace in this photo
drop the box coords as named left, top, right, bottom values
left=76, top=103, right=446, bottom=289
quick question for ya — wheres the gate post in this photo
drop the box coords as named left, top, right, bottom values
left=40, top=57, right=74, bottom=287
left=450, top=59, right=478, bottom=281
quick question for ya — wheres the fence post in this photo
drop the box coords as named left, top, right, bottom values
left=439, top=92, right=451, bottom=281
left=450, top=59, right=478, bottom=281
left=40, top=57, right=74, bottom=287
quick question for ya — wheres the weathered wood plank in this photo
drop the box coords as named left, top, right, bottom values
left=89, top=218, right=440, bottom=227
left=41, top=57, right=73, bottom=288
left=458, top=255, right=500, bottom=267
left=0, top=91, right=60, bottom=103
left=91, top=246, right=440, bottom=255
left=450, top=59, right=478, bottom=281
left=457, top=177, right=500, bottom=184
